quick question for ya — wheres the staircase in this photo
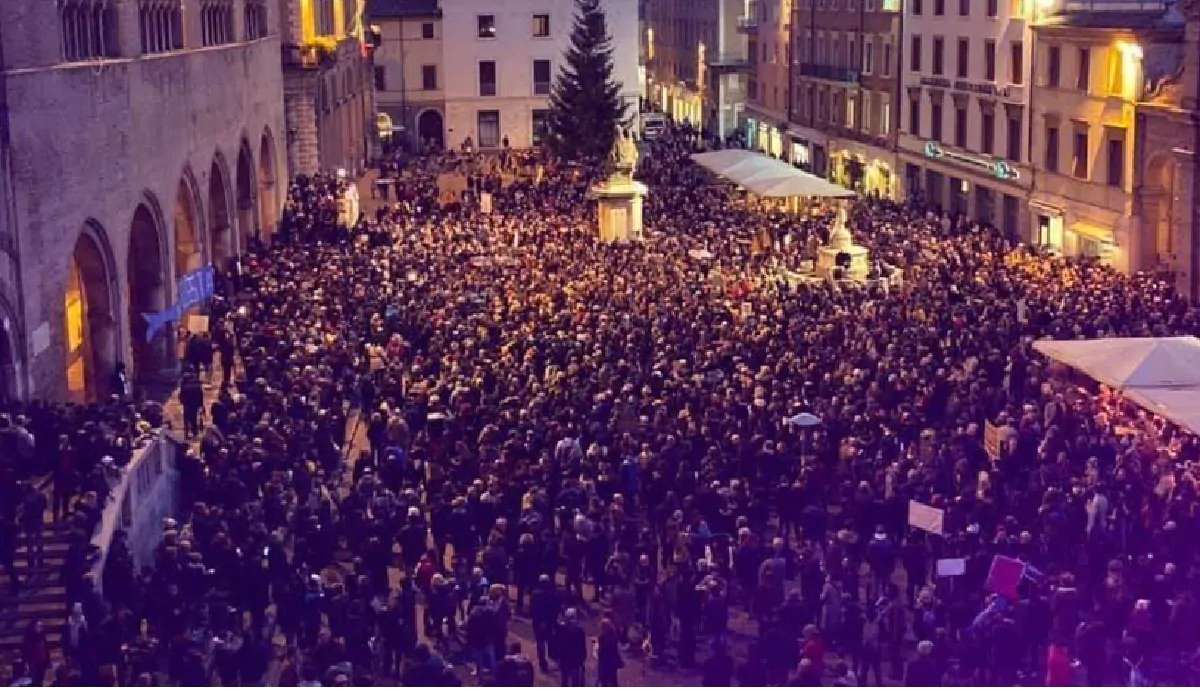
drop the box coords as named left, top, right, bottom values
left=0, top=513, right=73, bottom=666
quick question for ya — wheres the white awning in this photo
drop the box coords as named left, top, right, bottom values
left=1032, top=336, right=1200, bottom=389
left=690, top=149, right=858, bottom=199
left=1123, top=387, right=1200, bottom=437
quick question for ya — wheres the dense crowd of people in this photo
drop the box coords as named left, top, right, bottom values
left=4, top=120, right=1200, bottom=687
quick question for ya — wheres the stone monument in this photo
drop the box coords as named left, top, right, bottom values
left=815, top=203, right=870, bottom=281
left=592, top=128, right=649, bottom=244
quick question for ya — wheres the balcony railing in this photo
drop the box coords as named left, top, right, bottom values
left=706, top=53, right=751, bottom=69
left=737, top=16, right=759, bottom=32
left=799, top=62, right=861, bottom=83
left=1061, top=0, right=1169, bottom=11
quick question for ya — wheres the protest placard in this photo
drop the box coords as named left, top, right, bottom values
left=908, top=500, right=945, bottom=535
left=987, top=555, right=1026, bottom=599
left=936, top=558, right=966, bottom=577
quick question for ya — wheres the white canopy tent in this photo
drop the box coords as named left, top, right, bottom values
left=1031, top=336, right=1200, bottom=389
left=690, top=150, right=858, bottom=199
left=1123, top=387, right=1200, bottom=437
left=1032, top=336, right=1200, bottom=435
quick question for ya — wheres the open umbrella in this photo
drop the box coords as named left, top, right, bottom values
left=786, top=412, right=822, bottom=427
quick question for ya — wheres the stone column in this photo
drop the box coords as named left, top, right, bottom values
left=1174, top=151, right=1198, bottom=299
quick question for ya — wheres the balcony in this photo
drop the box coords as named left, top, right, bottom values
left=282, top=43, right=337, bottom=70
left=737, top=16, right=759, bottom=33
left=799, top=62, right=861, bottom=84
left=706, top=53, right=751, bottom=72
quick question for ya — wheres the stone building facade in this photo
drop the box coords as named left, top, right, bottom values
left=280, top=0, right=374, bottom=175
left=0, top=0, right=287, bottom=401
left=369, top=0, right=445, bottom=150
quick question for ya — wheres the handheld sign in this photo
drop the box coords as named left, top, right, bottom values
left=908, top=500, right=945, bottom=535
left=143, top=266, right=215, bottom=341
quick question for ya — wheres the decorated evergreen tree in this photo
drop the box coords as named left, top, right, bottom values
left=544, top=0, right=629, bottom=163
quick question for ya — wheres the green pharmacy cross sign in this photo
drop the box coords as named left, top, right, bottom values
left=924, top=141, right=1020, bottom=182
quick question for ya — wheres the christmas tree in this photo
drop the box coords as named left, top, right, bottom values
left=544, top=0, right=629, bottom=163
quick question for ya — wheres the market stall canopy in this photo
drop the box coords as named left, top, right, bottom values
left=1123, top=387, right=1200, bottom=438
left=1032, top=336, right=1200, bottom=389
left=690, top=150, right=858, bottom=199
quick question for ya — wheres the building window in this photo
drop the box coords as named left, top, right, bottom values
left=532, top=109, right=550, bottom=147
left=533, top=59, right=552, bottom=95
left=62, top=0, right=120, bottom=60
left=1010, top=41, right=1023, bottom=84
left=932, top=37, right=944, bottom=75
left=1077, top=47, right=1090, bottom=92
left=981, top=111, right=995, bottom=154
left=1106, top=129, right=1125, bottom=187
left=1007, top=110, right=1021, bottom=160
left=848, top=38, right=856, bottom=69
left=244, top=0, right=267, bottom=40
left=1044, top=124, right=1059, bottom=172
left=881, top=95, right=891, bottom=135
left=913, top=0, right=923, bottom=14
left=533, top=13, right=550, bottom=37
left=959, top=0, right=970, bottom=15
left=1072, top=127, right=1089, bottom=179
left=883, top=42, right=892, bottom=76
left=863, top=91, right=874, bottom=132
left=911, top=35, right=922, bottom=72
left=138, top=0, right=183, bottom=54
left=477, top=110, right=500, bottom=147
left=1108, top=48, right=1125, bottom=96
left=373, top=65, right=386, bottom=91
left=421, top=22, right=435, bottom=39
left=313, top=0, right=335, bottom=36
left=954, top=106, right=967, bottom=147
left=984, top=40, right=996, bottom=81
left=864, top=41, right=874, bottom=74
left=479, top=60, right=497, bottom=96
left=478, top=14, right=496, bottom=39
left=931, top=102, right=943, bottom=141
left=846, top=94, right=857, bottom=128
left=201, top=0, right=234, bottom=46
left=1047, top=45, right=1061, bottom=87
left=957, top=38, right=969, bottom=78
left=422, top=64, right=438, bottom=90
left=909, top=97, right=921, bottom=136
left=935, top=0, right=945, bottom=15
left=987, top=0, right=998, bottom=16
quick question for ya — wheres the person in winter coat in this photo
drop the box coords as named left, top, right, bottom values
left=595, top=617, right=624, bottom=686
left=495, top=642, right=535, bottom=686
left=556, top=608, right=588, bottom=687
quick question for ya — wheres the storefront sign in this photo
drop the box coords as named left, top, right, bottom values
left=924, top=141, right=1021, bottom=181
left=919, top=77, right=1010, bottom=98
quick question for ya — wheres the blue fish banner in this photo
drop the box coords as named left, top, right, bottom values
left=143, top=265, right=216, bottom=341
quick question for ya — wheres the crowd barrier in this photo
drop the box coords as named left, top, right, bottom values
left=90, top=429, right=182, bottom=599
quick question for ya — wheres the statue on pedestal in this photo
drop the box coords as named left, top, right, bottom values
left=609, top=127, right=638, bottom=183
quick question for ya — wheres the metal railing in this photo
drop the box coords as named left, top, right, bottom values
left=1061, top=0, right=1170, bottom=11
left=281, top=43, right=336, bottom=70
left=707, top=53, right=751, bottom=68
left=90, top=429, right=181, bottom=600
left=737, top=16, right=759, bottom=31
left=799, top=62, right=862, bottom=83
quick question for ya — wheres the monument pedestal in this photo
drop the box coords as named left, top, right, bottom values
left=592, top=178, right=648, bottom=244
left=814, top=204, right=871, bottom=281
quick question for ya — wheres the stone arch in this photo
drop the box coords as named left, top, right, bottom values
left=258, top=126, right=279, bottom=239
left=236, top=136, right=258, bottom=250
left=175, top=164, right=206, bottom=277
left=208, top=150, right=235, bottom=270
left=66, top=220, right=120, bottom=402
left=127, top=195, right=172, bottom=392
left=417, top=109, right=444, bottom=149
left=1140, top=151, right=1177, bottom=271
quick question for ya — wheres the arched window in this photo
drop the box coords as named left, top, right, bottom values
left=138, top=0, right=182, bottom=54
left=245, top=0, right=268, bottom=40
left=60, top=0, right=119, bottom=61
left=201, top=0, right=234, bottom=46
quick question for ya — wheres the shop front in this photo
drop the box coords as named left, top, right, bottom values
left=787, top=125, right=829, bottom=177
left=900, top=138, right=1029, bottom=238
left=831, top=143, right=897, bottom=199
